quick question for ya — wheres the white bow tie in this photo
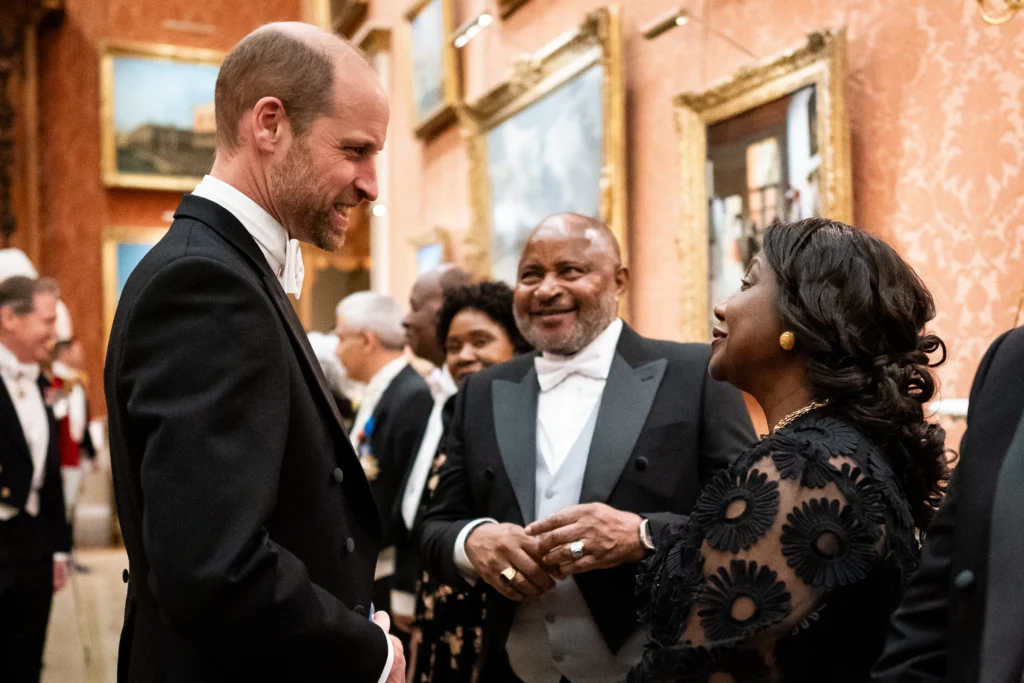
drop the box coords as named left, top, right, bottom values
left=283, top=239, right=305, bottom=298
left=534, top=352, right=608, bottom=392
left=0, top=359, right=40, bottom=384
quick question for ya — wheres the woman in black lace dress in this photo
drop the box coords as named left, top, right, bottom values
left=628, top=218, right=951, bottom=683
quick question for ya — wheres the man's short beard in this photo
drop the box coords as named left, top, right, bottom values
left=270, top=138, right=345, bottom=252
left=515, top=290, right=619, bottom=356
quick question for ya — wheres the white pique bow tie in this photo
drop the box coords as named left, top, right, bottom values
left=282, top=239, right=305, bottom=298
left=0, top=360, right=40, bottom=394
left=534, top=351, right=608, bottom=392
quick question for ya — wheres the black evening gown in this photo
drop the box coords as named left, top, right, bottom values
left=629, top=411, right=920, bottom=683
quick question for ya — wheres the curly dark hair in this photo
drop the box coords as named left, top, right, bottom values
left=761, top=217, right=951, bottom=529
left=436, top=280, right=533, bottom=355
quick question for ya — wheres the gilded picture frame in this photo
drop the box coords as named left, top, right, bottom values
left=412, top=226, right=453, bottom=274
left=674, top=29, right=852, bottom=342
left=100, top=41, right=225, bottom=192
left=406, top=0, right=459, bottom=139
left=102, top=226, right=168, bottom=345
left=461, top=6, right=626, bottom=292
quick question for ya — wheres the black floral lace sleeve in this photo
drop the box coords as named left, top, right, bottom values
left=630, top=414, right=919, bottom=683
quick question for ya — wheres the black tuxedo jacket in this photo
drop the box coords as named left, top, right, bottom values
left=361, top=364, right=432, bottom=592
left=417, top=324, right=755, bottom=663
left=0, top=375, right=71, bottom=560
left=873, top=326, right=1024, bottom=683
left=105, top=194, right=387, bottom=683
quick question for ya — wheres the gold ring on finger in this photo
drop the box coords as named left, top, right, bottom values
left=499, top=566, right=518, bottom=585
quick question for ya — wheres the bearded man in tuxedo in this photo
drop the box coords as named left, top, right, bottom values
left=418, top=213, right=756, bottom=683
left=105, top=23, right=404, bottom=683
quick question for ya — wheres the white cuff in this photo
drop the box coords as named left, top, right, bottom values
left=453, top=518, right=498, bottom=585
left=53, top=552, right=69, bottom=563
left=375, top=626, right=394, bottom=683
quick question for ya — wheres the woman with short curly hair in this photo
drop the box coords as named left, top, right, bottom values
left=629, top=217, right=951, bottom=683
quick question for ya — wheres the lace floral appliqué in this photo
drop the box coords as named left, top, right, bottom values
left=781, top=498, right=877, bottom=588
left=693, top=469, right=780, bottom=553
left=698, top=559, right=791, bottom=640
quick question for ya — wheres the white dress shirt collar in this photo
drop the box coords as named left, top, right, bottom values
left=427, top=365, right=458, bottom=400
left=192, top=175, right=304, bottom=297
left=0, top=340, right=39, bottom=384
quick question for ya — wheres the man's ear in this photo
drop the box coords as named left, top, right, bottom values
left=0, top=305, right=16, bottom=333
left=249, top=96, right=289, bottom=153
left=615, top=266, right=630, bottom=296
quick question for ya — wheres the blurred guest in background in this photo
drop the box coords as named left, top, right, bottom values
left=403, top=265, right=474, bottom=374
left=418, top=214, right=754, bottom=683
left=629, top=218, right=949, bottom=683
left=308, top=330, right=360, bottom=427
left=874, top=325, right=1024, bottom=683
left=411, top=280, right=532, bottom=683
left=336, top=291, right=433, bottom=636
left=395, top=266, right=473, bottom=628
left=0, top=276, right=71, bottom=683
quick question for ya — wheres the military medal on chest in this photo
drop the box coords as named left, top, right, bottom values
left=358, top=415, right=380, bottom=482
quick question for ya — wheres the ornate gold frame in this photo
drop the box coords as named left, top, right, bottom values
left=100, top=41, right=225, bottom=192
left=411, top=226, right=453, bottom=273
left=406, top=0, right=459, bottom=140
left=673, top=29, right=852, bottom=341
left=461, top=6, right=626, bottom=281
left=102, top=226, right=168, bottom=345
left=497, top=0, right=531, bottom=19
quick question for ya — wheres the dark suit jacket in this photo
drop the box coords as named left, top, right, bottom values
left=0, top=375, right=71, bottom=562
left=360, top=363, right=432, bottom=594
left=105, top=194, right=387, bottom=683
left=417, top=324, right=756, bottom=668
left=873, top=326, right=1024, bottom=683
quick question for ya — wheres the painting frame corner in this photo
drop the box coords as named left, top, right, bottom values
left=406, top=0, right=460, bottom=141
left=100, top=41, right=224, bottom=192
left=412, top=225, right=454, bottom=275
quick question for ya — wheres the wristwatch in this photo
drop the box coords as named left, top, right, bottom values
left=639, top=517, right=656, bottom=554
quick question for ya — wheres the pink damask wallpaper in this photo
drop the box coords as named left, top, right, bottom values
left=370, top=0, right=1023, bottom=435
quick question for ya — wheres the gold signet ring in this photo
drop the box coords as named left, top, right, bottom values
left=499, top=566, right=518, bottom=584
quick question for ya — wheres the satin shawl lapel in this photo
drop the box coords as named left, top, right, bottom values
left=174, top=195, right=348, bottom=446
left=579, top=354, right=666, bottom=505
left=979, top=407, right=1024, bottom=682
left=492, top=367, right=539, bottom=525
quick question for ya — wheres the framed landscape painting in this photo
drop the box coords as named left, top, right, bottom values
left=101, top=42, right=224, bottom=191
left=463, top=7, right=626, bottom=291
left=406, top=0, right=458, bottom=139
left=102, top=226, right=168, bottom=343
left=674, top=30, right=852, bottom=341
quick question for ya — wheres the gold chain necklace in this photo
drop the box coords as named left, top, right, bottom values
left=772, top=399, right=831, bottom=433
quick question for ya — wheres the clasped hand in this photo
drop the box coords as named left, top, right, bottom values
left=465, top=504, right=645, bottom=599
